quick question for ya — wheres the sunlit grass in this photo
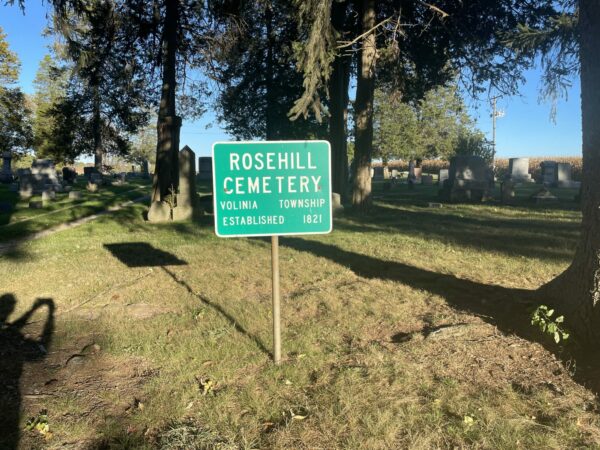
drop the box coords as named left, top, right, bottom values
left=2, top=181, right=598, bottom=449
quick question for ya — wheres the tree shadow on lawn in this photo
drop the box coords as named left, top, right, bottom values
left=103, top=242, right=270, bottom=357
left=161, top=267, right=270, bottom=358
left=337, top=203, right=580, bottom=262
left=278, top=237, right=600, bottom=397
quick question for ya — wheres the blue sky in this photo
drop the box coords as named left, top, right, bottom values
left=1, top=2, right=582, bottom=159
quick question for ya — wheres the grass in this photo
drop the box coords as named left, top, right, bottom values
left=2, top=180, right=599, bottom=449
left=0, top=178, right=150, bottom=243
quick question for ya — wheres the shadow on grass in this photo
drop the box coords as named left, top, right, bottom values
left=280, top=236, right=600, bottom=397
left=0, top=182, right=151, bottom=260
left=280, top=236, right=536, bottom=327
left=161, top=267, right=270, bottom=358
left=0, top=294, right=55, bottom=450
left=104, top=242, right=188, bottom=267
left=337, top=202, right=580, bottom=262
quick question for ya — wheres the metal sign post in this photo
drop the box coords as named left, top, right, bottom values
left=212, top=140, right=332, bottom=363
left=271, top=235, right=281, bottom=363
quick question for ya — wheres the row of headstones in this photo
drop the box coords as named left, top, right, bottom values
left=440, top=157, right=579, bottom=188
left=6, top=160, right=89, bottom=209
left=439, top=156, right=580, bottom=203
left=369, top=157, right=579, bottom=189
left=371, top=166, right=437, bottom=185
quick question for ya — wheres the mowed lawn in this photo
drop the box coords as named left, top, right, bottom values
left=2, top=181, right=599, bottom=449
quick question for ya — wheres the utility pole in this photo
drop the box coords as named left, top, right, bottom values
left=491, top=95, right=504, bottom=170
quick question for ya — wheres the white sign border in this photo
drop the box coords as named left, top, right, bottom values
left=211, top=140, right=333, bottom=238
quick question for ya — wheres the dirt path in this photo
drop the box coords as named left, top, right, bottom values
left=0, top=195, right=149, bottom=255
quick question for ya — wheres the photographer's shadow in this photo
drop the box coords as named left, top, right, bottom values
left=0, top=294, right=55, bottom=450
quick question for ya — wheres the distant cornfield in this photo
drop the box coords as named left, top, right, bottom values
left=378, top=157, right=583, bottom=181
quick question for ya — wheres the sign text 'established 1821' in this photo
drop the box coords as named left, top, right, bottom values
left=212, top=141, right=332, bottom=237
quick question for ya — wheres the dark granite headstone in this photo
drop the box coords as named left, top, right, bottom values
left=62, top=167, right=77, bottom=184
left=0, top=152, right=13, bottom=183
left=540, top=161, right=558, bottom=186
left=198, top=156, right=212, bottom=181
left=373, top=166, right=384, bottom=179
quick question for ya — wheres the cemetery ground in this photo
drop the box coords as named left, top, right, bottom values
left=2, top=180, right=600, bottom=449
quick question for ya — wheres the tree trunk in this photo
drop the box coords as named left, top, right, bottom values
left=92, top=84, right=103, bottom=171
left=541, top=0, right=600, bottom=346
left=351, top=0, right=376, bottom=212
left=151, top=0, right=181, bottom=204
left=329, top=0, right=350, bottom=201
left=265, top=3, right=276, bottom=140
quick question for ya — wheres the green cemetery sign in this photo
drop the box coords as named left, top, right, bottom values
left=212, top=141, right=332, bottom=237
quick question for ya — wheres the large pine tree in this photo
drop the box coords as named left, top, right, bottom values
left=539, top=0, right=600, bottom=346
left=209, top=0, right=326, bottom=141
left=291, top=0, right=556, bottom=211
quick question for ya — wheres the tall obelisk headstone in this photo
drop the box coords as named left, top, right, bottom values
left=172, top=145, right=197, bottom=221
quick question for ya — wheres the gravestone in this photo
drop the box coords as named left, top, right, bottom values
left=422, top=175, right=434, bottom=185
left=29, top=160, right=61, bottom=193
left=439, top=155, right=490, bottom=202
left=391, top=169, right=399, bottom=179
left=42, top=190, right=55, bottom=202
left=507, top=158, right=532, bottom=183
left=332, top=192, right=344, bottom=216
left=557, top=163, right=581, bottom=189
left=540, top=161, right=558, bottom=186
left=373, top=166, right=384, bottom=179
left=439, top=169, right=449, bottom=186
left=141, top=159, right=150, bottom=179
left=83, top=166, right=99, bottom=179
left=172, top=145, right=197, bottom=221
left=112, top=172, right=127, bottom=186
left=0, top=152, right=13, bottom=183
left=62, top=167, right=77, bottom=184
left=69, top=190, right=82, bottom=200
left=19, top=183, right=32, bottom=199
left=197, top=156, right=213, bottom=181
left=90, top=173, right=104, bottom=186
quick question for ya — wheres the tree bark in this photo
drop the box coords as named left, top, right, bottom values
left=265, top=3, right=276, bottom=140
left=352, top=0, right=376, bottom=212
left=92, top=83, right=103, bottom=171
left=541, top=0, right=600, bottom=346
left=329, top=0, right=350, bottom=201
left=151, top=0, right=181, bottom=203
